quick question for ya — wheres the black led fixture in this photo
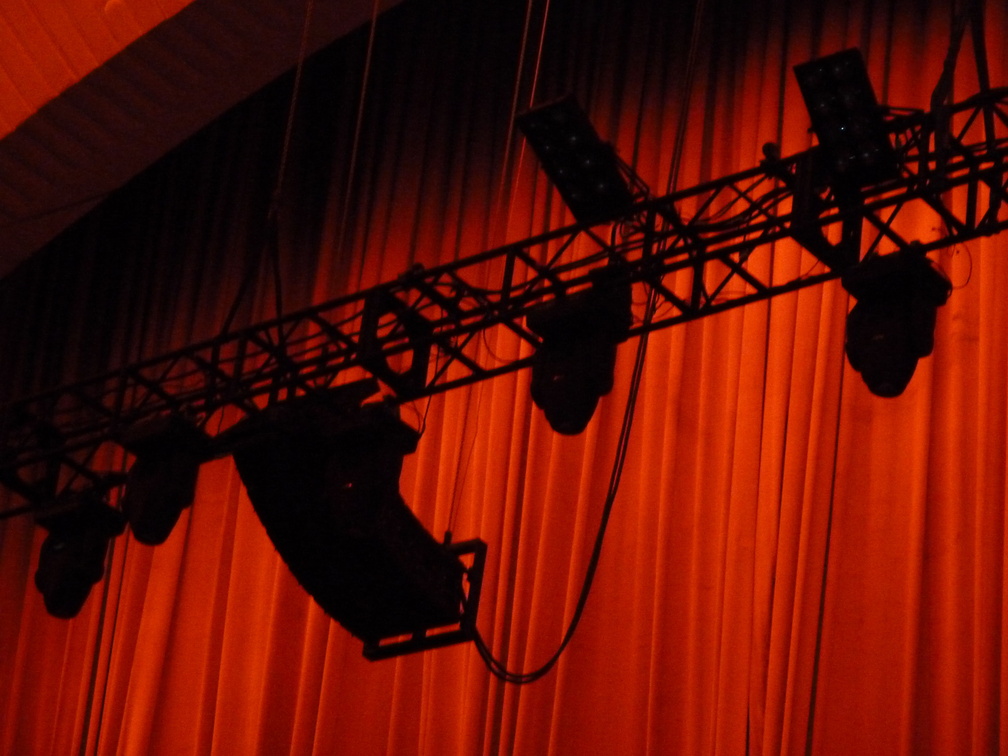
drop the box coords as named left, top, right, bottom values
left=220, top=379, right=485, bottom=658
left=794, top=49, right=898, bottom=191
left=842, top=248, right=952, bottom=397
left=517, top=95, right=636, bottom=226
left=34, top=489, right=125, bottom=618
left=527, top=265, right=633, bottom=434
left=118, top=415, right=210, bottom=545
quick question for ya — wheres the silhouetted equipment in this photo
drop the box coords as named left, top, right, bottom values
left=794, top=49, right=899, bottom=191
left=842, top=248, right=952, bottom=397
left=517, top=95, right=636, bottom=226
left=527, top=266, right=633, bottom=434
left=119, top=415, right=210, bottom=545
left=360, top=289, right=433, bottom=399
left=4, top=52, right=1008, bottom=654
left=5, top=78, right=1007, bottom=507
left=786, top=150, right=863, bottom=273
left=363, top=535, right=486, bottom=660
left=222, top=380, right=485, bottom=656
left=34, top=489, right=125, bottom=618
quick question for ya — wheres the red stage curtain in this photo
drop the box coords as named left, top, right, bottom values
left=1, top=0, right=1007, bottom=753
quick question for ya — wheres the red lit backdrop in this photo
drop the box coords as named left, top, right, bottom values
left=0, top=0, right=1006, bottom=753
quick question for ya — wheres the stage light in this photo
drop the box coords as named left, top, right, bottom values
left=34, top=489, right=125, bottom=618
left=794, top=49, right=898, bottom=190
left=842, top=248, right=952, bottom=397
left=526, top=265, right=632, bottom=434
left=360, top=289, right=433, bottom=399
left=119, top=415, right=210, bottom=545
left=516, top=95, right=635, bottom=226
left=221, top=380, right=484, bottom=656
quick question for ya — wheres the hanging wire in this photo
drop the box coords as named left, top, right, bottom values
left=803, top=326, right=849, bottom=747
left=491, top=0, right=553, bottom=245
left=472, top=0, right=709, bottom=685
left=336, top=0, right=383, bottom=264
left=664, top=0, right=707, bottom=197
left=445, top=0, right=550, bottom=539
left=473, top=288, right=659, bottom=684
left=219, top=0, right=317, bottom=337
left=79, top=451, right=131, bottom=756
left=80, top=539, right=121, bottom=756
left=272, top=0, right=317, bottom=220
left=444, top=403, right=477, bottom=537
left=947, top=242, right=974, bottom=289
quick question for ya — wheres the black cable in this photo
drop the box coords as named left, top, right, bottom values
left=474, top=287, right=658, bottom=684
left=219, top=0, right=315, bottom=337
left=475, top=290, right=654, bottom=682
left=266, top=213, right=289, bottom=361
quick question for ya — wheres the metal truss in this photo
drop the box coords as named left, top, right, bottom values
left=4, top=87, right=1008, bottom=514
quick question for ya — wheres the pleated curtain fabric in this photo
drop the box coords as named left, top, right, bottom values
left=1, top=0, right=1007, bottom=753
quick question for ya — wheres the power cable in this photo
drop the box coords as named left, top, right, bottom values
left=473, top=0, right=708, bottom=684
left=219, top=0, right=317, bottom=337
left=473, top=287, right=658, bottom=684
left=336, top=0, right=383, bottom=264
left=446, top=0, right=551, bottom=538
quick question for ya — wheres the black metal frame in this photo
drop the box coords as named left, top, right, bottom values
left=362, top=538, right=488, bottom=660
left=3, top=88, right=1008, bottom=514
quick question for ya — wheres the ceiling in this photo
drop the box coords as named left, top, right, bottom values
left=0, top=0, right=401, bottom=279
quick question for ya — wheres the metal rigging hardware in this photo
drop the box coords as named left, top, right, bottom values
left=2, top=85, right=1008, bottom=516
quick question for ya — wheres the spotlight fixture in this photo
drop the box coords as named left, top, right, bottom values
left=516, top=95, right=636, bottom=226
left=526, top=265, right=632, bottom=434
left=220, top=379, right=485, bottom=657
left=842, top=247, right=952, bottom=397
left=794, top=48, right=898, bottom=191
left=34, top=489, right=126, bottom=618
left=118, top=414, right=210, bottom=545
left=360, top=289, right=433, bottom=399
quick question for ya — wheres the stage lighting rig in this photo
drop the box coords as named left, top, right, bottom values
left=4, top=45, right=1008, bottom=655
left=360, top=289, right=434, bottom=399
left=794, top=48, right=899, bottom=192
left=118, top=415, right=210, bottom=545
left=842, top=247, right=952, bottom=397
left=526, top=264, right=633, bottom=434
left=517, top=95, right=643, bottom=226
left=34, top=489, right=125, bottom=618
left=786, top=49, right=899, bottom=274
left=794, top=49, right=899, bottom=193
left=218, top=379, right=486, bottom=659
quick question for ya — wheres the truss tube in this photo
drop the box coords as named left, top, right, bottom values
left=4, top=90, right=1008, bottom=512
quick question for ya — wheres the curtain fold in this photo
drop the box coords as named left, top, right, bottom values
left=2, top=0, right=1007, bottom=753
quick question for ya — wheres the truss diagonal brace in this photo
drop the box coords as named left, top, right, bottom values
left=4, top=88, right=1008, bottom=514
